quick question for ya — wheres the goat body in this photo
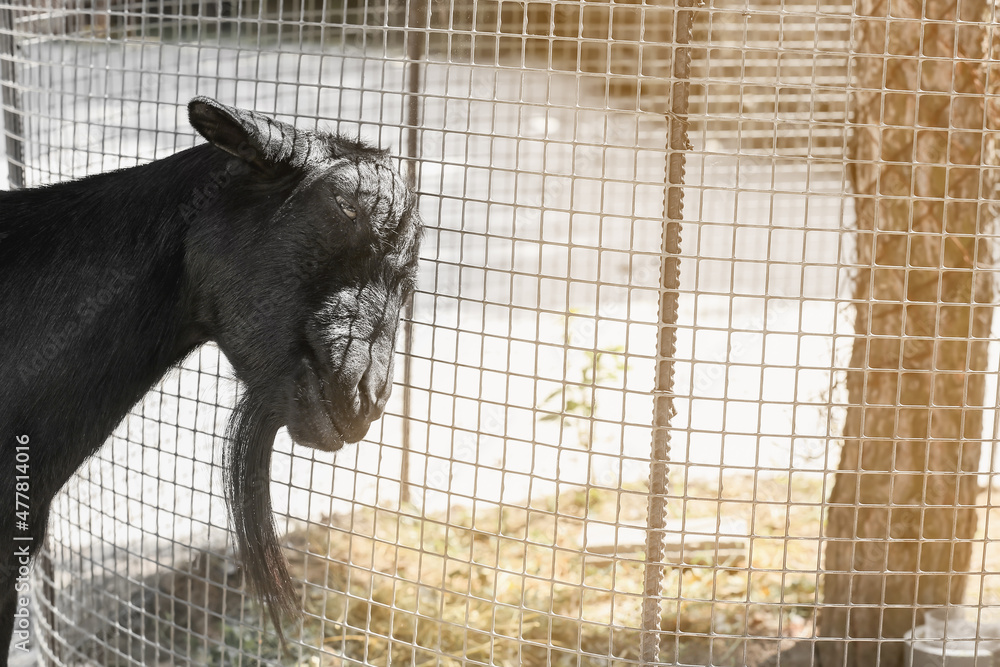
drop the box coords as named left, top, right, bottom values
left=0, top=98, right=421, bottom=663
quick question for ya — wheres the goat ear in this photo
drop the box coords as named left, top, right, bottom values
left=188, top=97, right=304, bottom=173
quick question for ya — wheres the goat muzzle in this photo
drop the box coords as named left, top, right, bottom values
left=286, top=354, right=386, bottom=451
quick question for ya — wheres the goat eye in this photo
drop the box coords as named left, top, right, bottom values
left=335, top=195, right=357, bottom=220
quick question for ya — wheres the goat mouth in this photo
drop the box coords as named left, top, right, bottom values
left=286, top=357, right=350, bottom=452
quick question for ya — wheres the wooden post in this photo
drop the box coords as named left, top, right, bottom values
left=818, top=0, right=996, bottom=664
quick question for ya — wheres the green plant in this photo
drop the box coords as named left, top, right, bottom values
left=540, top=344, right=625, bottom=451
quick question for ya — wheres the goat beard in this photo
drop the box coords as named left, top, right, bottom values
left=223, top=390, right=297, bottom=639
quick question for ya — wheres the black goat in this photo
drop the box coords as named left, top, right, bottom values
left=0, top=97, right=421, bottom=661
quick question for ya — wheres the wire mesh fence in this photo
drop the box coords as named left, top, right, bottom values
left=3, top=0, right=668, bottom=665
left=3, top=0, right=1000, bottom=665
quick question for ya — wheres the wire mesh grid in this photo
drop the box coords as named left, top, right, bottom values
left=1, top=0, right=670, bottom=665
left=3, top=0, right=1000, bottom=665
left=667, top=0, right=1000, bottom=665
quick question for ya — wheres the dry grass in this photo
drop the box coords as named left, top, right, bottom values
left=658, top=473, right=824, bottom=665
left=278, top=485, right=649, bottom=666
left=139, top=474, right=826, bottom=666
left=75, top=474, right=1000, bottom=666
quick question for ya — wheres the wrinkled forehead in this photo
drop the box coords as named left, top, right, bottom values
left=327, top=157, right=419, bottom=247
left=343, top=159, right=412, bottom=215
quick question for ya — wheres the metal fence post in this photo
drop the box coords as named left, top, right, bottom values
left=398, top=0, right=428, bottom=506
left=641, top=0, right=695, bottom=662
left=0, top=3, right=24, bottom=189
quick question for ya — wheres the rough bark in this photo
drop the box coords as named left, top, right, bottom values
left=818, top=0, right=997, bottom=665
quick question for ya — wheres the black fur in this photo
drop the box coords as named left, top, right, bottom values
left=0, top=97, right=421, bottom=661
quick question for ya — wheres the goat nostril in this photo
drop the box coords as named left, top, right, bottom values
left=357, top=371, right=382, bottom=417
left=349, top=387, right=364, bottom=415
left=356, top=384, right=373, bottom=415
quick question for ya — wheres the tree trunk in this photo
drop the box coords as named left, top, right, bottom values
left=818, top=0, right=997, bottom=665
